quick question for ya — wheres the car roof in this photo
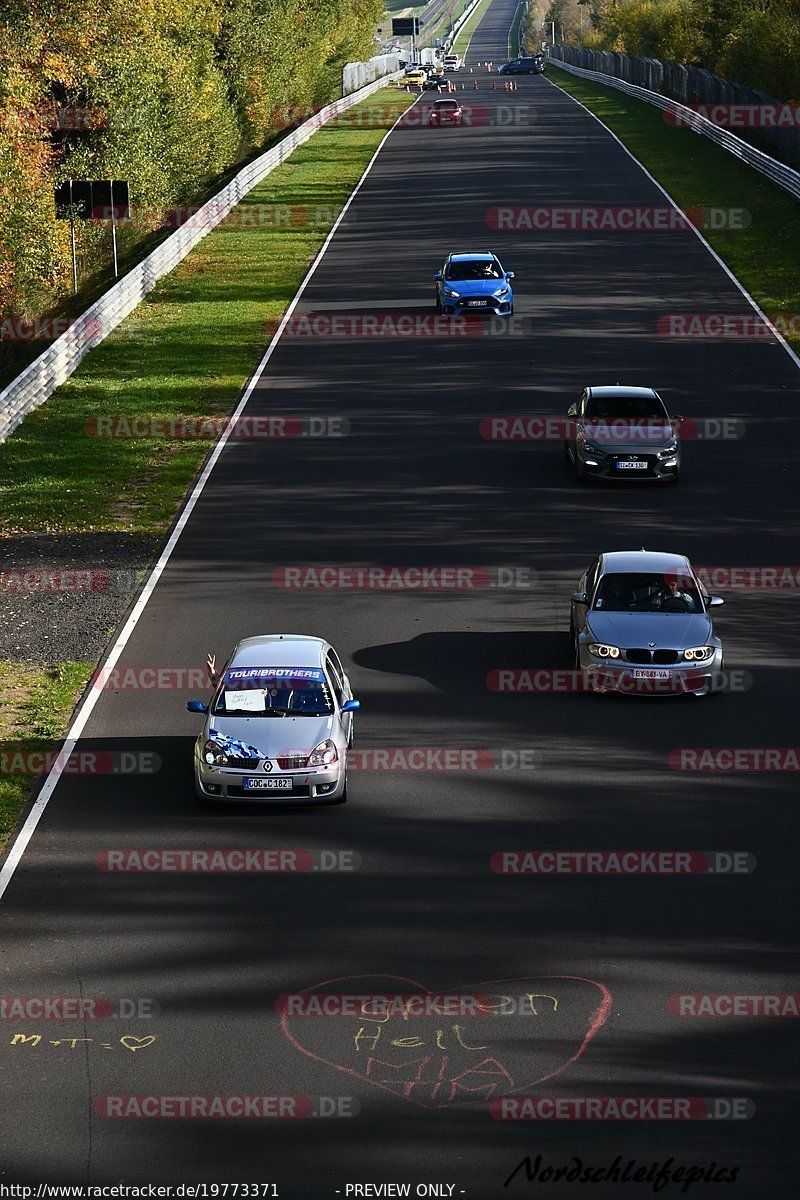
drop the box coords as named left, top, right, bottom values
left=599, top=550, right=693, bottom=574
left=435, top=98, right=460, bottom=103
left=447, top=252, right=497, bottom=261
left=586, top=385, right=660, bottom=398
left=229, top=634, right=327, bottom=669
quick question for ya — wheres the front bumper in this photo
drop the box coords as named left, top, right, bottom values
left=577, top=646, right=723, bottom=696
left=195, top=748, right=346, bottom=803
left=571, top=445, right=680, bottom=480
left=440, top=293, right=513, bottom=316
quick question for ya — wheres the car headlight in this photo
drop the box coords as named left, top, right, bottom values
left=493, top=285, right=510, bottom=296
left=581, top=440, right=600, bottom=453
left=657, top=440, right=678, bottom=457
left=308, top=738, right=338, bottom=767
left=588, top=643, right=620, bottom=659
left=683, top=646, right=714, bottom=661
left=442, top=287, right=460, bottom=298
left=203, top=739, right=229, bottom=766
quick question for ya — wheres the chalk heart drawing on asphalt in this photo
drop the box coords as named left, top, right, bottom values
left=280, top=974, right=611, bottom=1108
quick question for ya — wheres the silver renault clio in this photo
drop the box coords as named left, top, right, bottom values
left=570, top=551, right=725, bottom=696
left=187, top=634, right=359, bottom=802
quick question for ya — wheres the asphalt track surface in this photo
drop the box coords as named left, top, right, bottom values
left=2, top=0, right=799, bottom=1194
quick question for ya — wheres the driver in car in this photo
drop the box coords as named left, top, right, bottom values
left=655, top=576, right=696, bottom=610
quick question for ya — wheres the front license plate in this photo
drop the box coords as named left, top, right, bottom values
left=468, top=300, right=487, bottom=307
left=616, top=460, right=648, bottom=470
left=631, top=669, right=670, bottom=680
left=242, top=777, right=293, bottom=790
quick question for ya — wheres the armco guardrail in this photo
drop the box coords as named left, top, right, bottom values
left=548, top=57, right=800, bottom=203
left=0, top=69, right=401, bottom=445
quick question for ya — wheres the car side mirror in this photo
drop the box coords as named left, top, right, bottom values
left=708, top=596, right=725, bottom=608
left=341, top=699, right=360, bottom=712
left=506, top=271, right=515, bottom=280
left=572, top=592, right=588, bottom=605
left=186, top=700, right=208, bottom=713
left=433, top=272, right=442, bottom=282
left=674, top=414, right=685, bottom=422
left=567, top=404, right=578, bottom=417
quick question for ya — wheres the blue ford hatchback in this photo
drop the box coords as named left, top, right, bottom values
left=434, top=252, right=515, bottom=316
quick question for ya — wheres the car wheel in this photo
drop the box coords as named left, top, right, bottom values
left=571, top=634, right=581, bottom=670
left=435, top=294, right=441, bottom=313
left=575, top=456, right=587, bottom=483
left=563, top=440, right=572, bottom=461
left=669, top=469, right=680, bottom=484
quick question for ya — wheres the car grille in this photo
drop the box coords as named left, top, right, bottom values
left=625, top=649, right=680, bottom=664
left=224, top=757, right=262, bottom=771
left=277, top=755, right=308, bottom=770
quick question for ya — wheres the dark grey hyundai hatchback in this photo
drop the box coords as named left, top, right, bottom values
left=564, top=385, right=682, bottom=483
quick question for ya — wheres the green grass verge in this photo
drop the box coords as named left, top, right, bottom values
left=0, top=84, right=416, bottom=536
left=0, top=660, right=92, bottom=847
left=452, top=0, right=495, bottom=60
left=546, top=68, right=800, bottom=351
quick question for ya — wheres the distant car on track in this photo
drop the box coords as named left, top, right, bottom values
left=498, top=56, right=545, bottom=74
left=428, top=99, right=463, bottom=125
left=188, top=634, right=359, bottom=804
left=403, top=69, right=426, bottom=88
left=434, top=251, right=514, bottom=316
left=564, top=385, right=682, bottom=483
left=569, top=549, right=725, bottom=696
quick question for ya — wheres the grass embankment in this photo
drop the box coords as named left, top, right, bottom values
left=0, top=660, right=91, bottom=845
left=546, top=68, right=800, bottom=352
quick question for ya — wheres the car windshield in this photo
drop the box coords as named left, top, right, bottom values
left=436, top=101, right=459, bottom=108
left=584, top=393, right=667, bottom=420
left=445, top=260, right=503, bottom=280
left=212, top=666, right=332, bottom=716
left=593, top=572, right=703, bottom=613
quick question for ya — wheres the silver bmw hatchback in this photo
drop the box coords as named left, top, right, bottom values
left=570, top=551, right=725, bottom=696
left=187, top=634, right=359, bottom=802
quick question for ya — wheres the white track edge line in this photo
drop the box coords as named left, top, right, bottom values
left=545, top=71, right=800, bottom=371
left=0, top=95, right=418, bottom=903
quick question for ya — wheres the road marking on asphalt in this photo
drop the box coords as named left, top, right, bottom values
left=0, top=92, right=419, bottom=904
left=545, top=72, right=800, bottom=371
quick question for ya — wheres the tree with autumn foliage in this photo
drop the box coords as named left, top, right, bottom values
left=0, top=0, right=381, bottom=342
